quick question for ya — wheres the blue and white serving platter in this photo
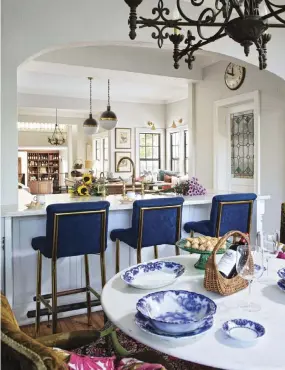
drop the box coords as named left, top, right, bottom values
left=222, top=319, right=265, bottom=342
left=277, top=268, right=285, bottom=280
left=277, top=279, right=285, bottom=292
left=121, top=261, right=185, bottom=289
left=135, top=312, right=213, bottom=341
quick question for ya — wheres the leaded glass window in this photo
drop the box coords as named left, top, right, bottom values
left=231, top=110, right=254, bottom=179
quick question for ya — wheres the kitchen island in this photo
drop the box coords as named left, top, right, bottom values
left=1, top=191, right=269, bottom=324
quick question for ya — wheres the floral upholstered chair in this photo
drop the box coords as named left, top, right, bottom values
left=1, top=293, right=169, bottom=370
left=281, top=203, right=285, bottom=243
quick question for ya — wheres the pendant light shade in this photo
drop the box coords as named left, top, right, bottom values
left=100, top=79, right=118, bottom=131
left=83, top=77, right=99, bottom=135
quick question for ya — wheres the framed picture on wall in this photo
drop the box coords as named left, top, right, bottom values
left=115, top=152, right=132, bottom=172
left=115, top=128, right=131, bottom=149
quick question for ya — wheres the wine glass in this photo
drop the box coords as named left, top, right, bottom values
left=257, top=231, right=278, bottom=283
left=236, top=244, right=264, bottom=312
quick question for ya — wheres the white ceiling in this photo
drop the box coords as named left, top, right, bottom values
left=17, top=47, right=223, bottom=105
left=18, top=62, right=189, bottom=105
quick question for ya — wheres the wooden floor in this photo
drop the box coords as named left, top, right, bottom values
left=21, top=311, right=104, bottom=338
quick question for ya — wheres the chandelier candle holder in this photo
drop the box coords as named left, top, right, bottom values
left=100, top=79, right=118, bottom=130
left=48, top=109, right=66, bottom=146
left=124, top=0, right=285, bottom=70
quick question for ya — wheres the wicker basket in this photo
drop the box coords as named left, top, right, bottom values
left=204, top=230, right=252, bottom=296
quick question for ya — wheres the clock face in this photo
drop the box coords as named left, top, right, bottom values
left=224, top=63, right=246, bottom=90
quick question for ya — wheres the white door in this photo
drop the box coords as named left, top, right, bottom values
left=227, top=104, right=255, bottom=193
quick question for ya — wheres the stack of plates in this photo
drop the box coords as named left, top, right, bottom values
left=134, top=290, right=216, bottom=340
left=277, top=268, right=285, bottom=292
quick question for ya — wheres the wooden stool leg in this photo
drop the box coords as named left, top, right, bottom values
left=35, top=251, right=42, bottom=337
left=51, top=259, right=58, bottom=334
left=137, top=248, right=142, bottom=264
left=175, top=244, right=180, bottom=256
left=115, top=239, right=120, bottom=274
left=84, top=254, right=92, bottom=326
left=154, top=245, right=158, bottom=259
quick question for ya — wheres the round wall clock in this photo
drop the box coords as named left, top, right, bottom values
left=224, top=63, right=246, bottom=90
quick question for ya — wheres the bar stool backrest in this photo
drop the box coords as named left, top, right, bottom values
left=210, top=193, right=257, bottom=237
left=132, top=197, right=184, bottom=248
left=46, top=201, right=110, bottom=258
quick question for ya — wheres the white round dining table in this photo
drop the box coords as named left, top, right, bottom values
left=101, top=254, right=285, bottom=370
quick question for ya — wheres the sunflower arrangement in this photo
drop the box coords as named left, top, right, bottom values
left=70, top=173, right=103, bottom=196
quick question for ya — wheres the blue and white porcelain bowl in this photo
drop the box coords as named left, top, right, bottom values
left=136, top=290, right=217, bottom=334
left=277, top=268, right=285, bottom=280
left=277, top=279, right=285, bottom=292
left=222, top=319, right=265, bottom=342
left=121, top=261, right=185, bottom=289
left=135, top=311, right=214, bottom=340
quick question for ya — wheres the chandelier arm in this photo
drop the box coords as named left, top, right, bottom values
left=139, top=0, right=170, bottom=23
left=267, top=23, right=285, bottom=27
left=175, top=32, right=227, bottom=62
left=176, top=0, right=212, bottom=23
left=228, top=0, right=244, bottom=18
left=262, top=2, right=285, bottom=24
left=139, top=23, right=169, bottom=48
left=197, top=6, right=232, bottom=41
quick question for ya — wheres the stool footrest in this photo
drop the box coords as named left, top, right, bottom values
left=33, top=287, right=88, bottom=301
left=27, top=299, right=101, bottom=318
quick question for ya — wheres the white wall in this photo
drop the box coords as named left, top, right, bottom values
left=18, top=151, right=27, bottom=186
left=195, top=61, right=285, bottom=231
left=2, top=0, right=285, bottom=205
left=18, top=97, right=166, bottom=179
left=166, top=99, right=188, bottom=129
left=18, top=131, right=67, bottom=147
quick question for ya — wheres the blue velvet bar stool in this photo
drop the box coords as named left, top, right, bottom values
left=184, top=193, right=257, bottom=237
left=110, top=197, right=184, bottom=273
left=31, top=201, right=110, bottom=336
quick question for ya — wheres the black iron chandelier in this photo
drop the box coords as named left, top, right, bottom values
left=124, top=0, right=285, bottom=70
left=48, top=109, right=66, bottom=146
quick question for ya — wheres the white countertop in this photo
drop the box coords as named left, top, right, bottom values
left=1, top=191, right=270, bottom=218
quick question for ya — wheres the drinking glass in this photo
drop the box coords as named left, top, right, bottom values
left=260, top=231, right=278, bottom=283
left=236, top=244, right=264, bottom=312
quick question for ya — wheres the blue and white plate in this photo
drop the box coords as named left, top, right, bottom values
left=135, top=311, right=213, bottom=340
left=222, top=319, right=265, bottom=342
left=277, top=268, right=285, bottom=280
left=136, top=290, right=216, bottom=334
left=277, top=279, right=285, bottom=292
left=121, top=261, right=185, bottom=289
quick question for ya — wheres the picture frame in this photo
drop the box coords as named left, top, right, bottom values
left=115, top=152, right=132, bottom=172
left=115, top=128, right=131, bottom=149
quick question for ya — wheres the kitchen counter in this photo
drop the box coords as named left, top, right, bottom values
left=1, top=190, right=270, bottom=324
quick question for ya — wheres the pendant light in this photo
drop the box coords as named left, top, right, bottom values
left=83, top=77, right=99, bottom=135
left=100, top=79, right=118, bottom=130
left=48, top=109, right=66, bottom=146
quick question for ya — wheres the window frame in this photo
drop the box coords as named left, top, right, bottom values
left=170, top=131, right=180, bottom=172
left=135, top=128, right=165, bottom=176
left=139, top=132, right=161, bottom=174
left=166, top=125, right=189, bottom=175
